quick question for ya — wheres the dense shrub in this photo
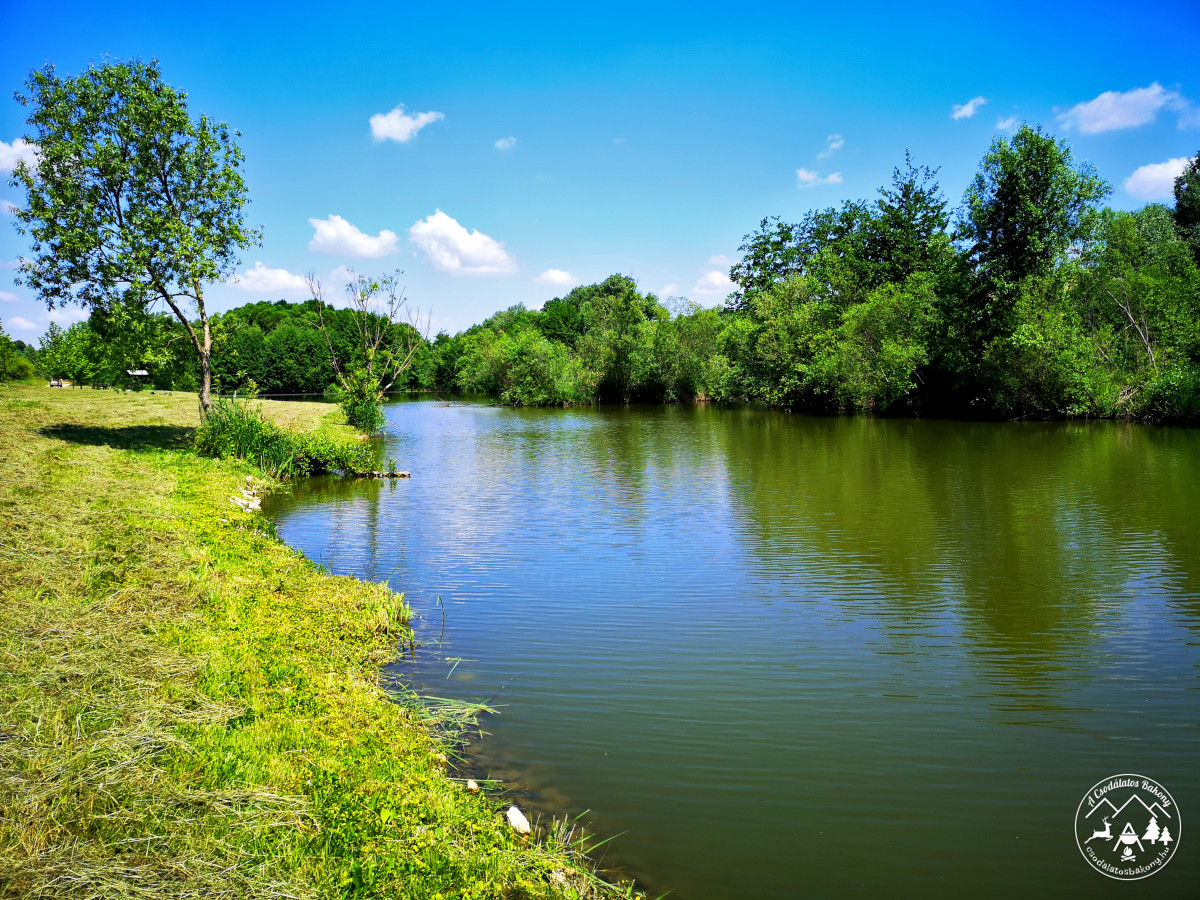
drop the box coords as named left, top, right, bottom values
left=337, top=369, right=385, bottom=434
left=195, top=396, right=372, bottom=478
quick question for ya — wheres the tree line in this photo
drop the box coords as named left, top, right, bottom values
left=5, top=58, right=1198, bottom=422
left=414, top=127, right=1200, bottom=421
left=13, top=125, right=1200, bottom=423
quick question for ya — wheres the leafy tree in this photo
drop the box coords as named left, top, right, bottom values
left=957, top=125, right=1110, bottom=291
left=867, top=153, right=950, bottom=284
left=0, top=319, right=36, bottom=381
left=1173, top=151, right=1200, bottom=263
left=9, top=60, right=259, bottom=413
left=87, top=303, right=197, bottom=389
left=310, top=270, right=426, bottom=433
left=728, top=217, right=809, bottom=310
left=36, top=321, right=96, bottom=384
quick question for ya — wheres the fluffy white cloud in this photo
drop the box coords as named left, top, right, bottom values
left=951, top=96, right=988, bottom=120
left=534, top=268, right=576, bottom=287
left=691, top=270, right=736, bottom=302
left=47, top=307, right=88, bottom=325
left=408, top=210, right=518, bottom=277
left=996, top=115, right=1020, bottom=132
left=707, top=254, right=735, bottom=267
left=1124, top=157, right=1191, bottom=200
left=0, top=289, right=19, bottom=303
left=796, top=168, right=843, bottom=188
left=308, top=215, right=399, bottom=258
left=0, top=138, right=38, bottom=173
left=0, top=200, right=18, bottom=216
left=818, top=134, right=845, bottom=159
left=1057, top=83, right=1185, bottom=133
left=659, top=283, right=679, bottom=297
left=495, top=136, right=517, bottom=150
left=7, top=315, right=39, bottom=334
left=369, top=104, right=444, bottom=143
left=235, top=261, right=309, bottom=293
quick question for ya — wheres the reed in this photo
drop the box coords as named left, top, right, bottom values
left=195, top=394, right=373, bottom=478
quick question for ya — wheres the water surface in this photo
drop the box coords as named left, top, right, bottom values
left=265, top=400, right=1200, bottom=898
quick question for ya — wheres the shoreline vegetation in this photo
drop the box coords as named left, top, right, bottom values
left=13, top=128, right=1197, bottom=425
left=0, top=382, right=641, bottom=899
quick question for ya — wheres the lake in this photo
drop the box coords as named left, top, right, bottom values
left=263, top=399, right=1200, bottom=898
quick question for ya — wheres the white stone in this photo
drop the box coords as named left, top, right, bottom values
left=506, top=805, right=531, bottom=834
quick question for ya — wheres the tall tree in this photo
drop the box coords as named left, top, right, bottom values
left=1173, top=151, right=1200, bottom=263
left=9, top=60, right=259, bottom=413
left=957, top=125, right=1110, bottom=289
left=868, top=152, right=949, bottom=284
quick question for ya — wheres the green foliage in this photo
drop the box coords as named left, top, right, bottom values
left=457, top=326, right=594, bottom=405
left=381, top=138, right=1197, bottom=423
left=338, top=368, right=385, bottom=433
left=11, top=59, right=259, bottom=409
left=1173, top=151, right=1200, bottom=263
left=0, top=319, right=37, bottom=382
left=195, top=395, right=372, bottom=478
left=957, top=125, right=1111, bottom=291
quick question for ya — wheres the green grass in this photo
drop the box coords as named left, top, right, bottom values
left=0, top=384, right=638, bottom=899
left=195, top=394, right=374, bottom=478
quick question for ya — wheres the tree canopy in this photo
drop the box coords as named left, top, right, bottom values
left=10, top=59, right=259, bottom=411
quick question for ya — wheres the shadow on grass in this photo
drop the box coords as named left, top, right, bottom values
left=39, top=423, right=196, bottom=451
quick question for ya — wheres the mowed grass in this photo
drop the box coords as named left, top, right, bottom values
left=0, top=384, right=631, bottom=899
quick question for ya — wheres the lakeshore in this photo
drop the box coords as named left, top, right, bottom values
left=0, top=383, right=633, bottom=899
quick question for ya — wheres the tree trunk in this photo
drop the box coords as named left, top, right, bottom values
left=199, top=315, right=213, bottom=415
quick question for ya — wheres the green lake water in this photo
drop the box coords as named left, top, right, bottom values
left=264, top=399, right=1200, bottom=898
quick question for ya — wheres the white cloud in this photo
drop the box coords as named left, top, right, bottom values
left=1057, top=83, right=1185, bottom=134
left=47, top=307, right=88, bottom=325
left=691, top=270, right=736, bottom=302
left=951, top=96, right=988, bottom=120
left=818, top=134, right=845, bottom=159
left=0, top=289, right=19, bottom=303
left=796, top=168, right=843, bottom=188
left=0, top=138, right=38, bottom=173
left=1124, top=157, right=1190, bottom=200
left=234, top=261, right=309, bottom=293
left=996, top=115, right=1020, bottom=132
left=534, top=268, right=576, bottom=287
left=0, top=200, right=18, bottom=216
left=707, top=254, right=735, bottom=268
left=8, top=315, right=39, bottom=334
left=495, top=136, right=517, bottom=151
left=659, top=283, right=679, bottom=297
left=408, top=210, right=518, bottom=277
left=308, top=215, right=399, bottom=258
left=369, top=104, right=444, bottom=143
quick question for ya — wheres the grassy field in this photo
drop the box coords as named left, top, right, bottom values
left=0, top=383, right=632, bottom=899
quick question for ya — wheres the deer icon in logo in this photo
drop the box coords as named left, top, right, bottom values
left=1086, top=816, right=1113, bottom=845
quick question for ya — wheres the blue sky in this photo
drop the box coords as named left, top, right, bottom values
left=2, top=0, right=1198, bottom=342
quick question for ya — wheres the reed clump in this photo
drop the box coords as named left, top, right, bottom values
left=194, top=394, right=373, bottom=478
left=0, top=384, right=636, bottom=899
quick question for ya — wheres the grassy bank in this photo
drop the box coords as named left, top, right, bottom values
left=0, top=384, right=633, bottom=899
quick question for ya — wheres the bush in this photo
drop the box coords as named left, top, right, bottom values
left=195, top=395, right=373, bottom=478
left=338, top=369, right=385, bottom=434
